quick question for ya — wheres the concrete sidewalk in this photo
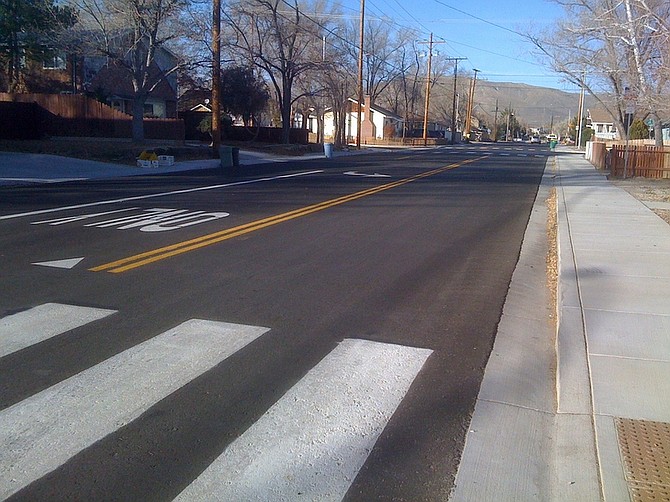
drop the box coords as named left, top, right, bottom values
left=0, top=146, right=371, bottom=186
left=452, top=149, right=670, bottom=501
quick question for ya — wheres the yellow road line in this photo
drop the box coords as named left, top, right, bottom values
left=91, top=157, right=482, bottom=273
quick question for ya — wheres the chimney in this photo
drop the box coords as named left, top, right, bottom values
left=361, top=94, right=376, bottom=141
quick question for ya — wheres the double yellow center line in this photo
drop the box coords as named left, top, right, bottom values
left=91, top=157, right=481, bottom=273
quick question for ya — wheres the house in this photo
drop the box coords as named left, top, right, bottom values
left=0, top=49, right=80, bottom=94
left=586, top=108, right=620, bottom=141
left=322, top=96, right=404, bottom=142
left=6, top=41, right=179, bottom=119
left=85, top=47, right=179, bottom=119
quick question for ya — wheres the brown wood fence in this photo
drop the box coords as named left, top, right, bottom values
left=0, top=93, right=130, bottom=119
left=610, top=145, right=670, bottom=178
left=0, top=93, right=184, bottom=141
left=358, top=137, right=448, bottom=146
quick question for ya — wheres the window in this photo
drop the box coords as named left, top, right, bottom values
left=43, top=55, right=67, bottom=70
left=143, top=103, right=155, bottom=117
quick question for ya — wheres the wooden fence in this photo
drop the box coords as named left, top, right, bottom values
left=0, top=93, right=184, bottom=141
left=610, top=144, right=670, bottom=178
left=345, top=136, right=449, bottom=147
left=586, top=141, right=670, bottom=178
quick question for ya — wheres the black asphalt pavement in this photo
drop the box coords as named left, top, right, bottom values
left=0, top=144, right=549, bottom=500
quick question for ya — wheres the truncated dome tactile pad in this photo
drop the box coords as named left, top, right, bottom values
left=615, top=417, right=670, bottom=502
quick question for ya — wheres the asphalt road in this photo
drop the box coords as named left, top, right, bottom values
left=0, top=144, right=549, bottom=501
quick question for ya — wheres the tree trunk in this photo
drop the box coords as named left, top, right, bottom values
left=280, top=75, right=292, bottom=144
left=652, top=114, right=663, bottom=146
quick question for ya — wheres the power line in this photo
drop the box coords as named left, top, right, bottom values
left=431, top=0, right=526, bottom=37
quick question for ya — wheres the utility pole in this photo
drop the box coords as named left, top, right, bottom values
left=356, top=0, right=365, bottom=149
left=418, top=34, right=445, bottom=146
left=210, top=0, right=221, bottom=156
left=493, top=98, right=499, bottom=142
left=421, top=33, right=433, bottom=147
left=464, top=68, right=479, bottom=141
left=505, top=102, right=513, bottom=141
left=576, top=72, right=585, bottom=149
left=448, top=58, right=466, bottom=144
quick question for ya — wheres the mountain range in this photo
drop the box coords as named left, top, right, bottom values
left=464, top=80, right=591, bottom=130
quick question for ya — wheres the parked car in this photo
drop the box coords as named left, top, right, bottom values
left=529, top=136, right=541, bottom=143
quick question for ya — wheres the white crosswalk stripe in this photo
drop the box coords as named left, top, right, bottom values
left=0, top=303, right=116, bottom=358
left=0, top=304, right=432, bottom=501
left=0, top=314, right=269, bottom=500
left=176, top=339, right=432, bottom=501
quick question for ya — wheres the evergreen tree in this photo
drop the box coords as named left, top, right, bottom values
left=629, top=119, right=649, bottom=140
left=219, top=66, right=269, bottom=126
left=0, top=0, right=77, bottom=91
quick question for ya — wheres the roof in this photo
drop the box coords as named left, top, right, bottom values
left=89, top=61, right=177, bottom=101
left=587, top=108, right=615, bottom=124
left=347, top=98, right=403, bottom=121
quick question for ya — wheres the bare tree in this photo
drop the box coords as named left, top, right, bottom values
left=222, top=0, right=330, bottom=144
left=379, top=40, right=421, bottom=137
left=527, top=0, right=670, bottom=145
left=72, top=0, right=188, bottom=141
left=323, top=36, right=356, bottom=147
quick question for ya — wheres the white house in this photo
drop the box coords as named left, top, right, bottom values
left=322, top=97, right=403, bottom=142
left=586, top=108, right=620, bottom=141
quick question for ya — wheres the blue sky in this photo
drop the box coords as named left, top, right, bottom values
left=338, top=0, right=575, bottom=91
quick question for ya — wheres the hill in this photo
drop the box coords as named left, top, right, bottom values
left=470, top=81, right=588, bottom=131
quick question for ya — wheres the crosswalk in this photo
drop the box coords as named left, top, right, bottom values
left=436, top=145, right=549, bottom=158
left=0, top=303, right=432, bottom=501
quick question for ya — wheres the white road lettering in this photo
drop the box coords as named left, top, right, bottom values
left=31, top=208, right=230, bottom=232
left=85, top=208, right=191, bottom=229
left=139, top=212, right=231, bottom=232
left=0, top=170, right=323, bottom=221
left=32, top=208, right=138, bottom=226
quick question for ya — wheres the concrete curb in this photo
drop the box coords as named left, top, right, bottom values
left=450, top=158, right=559, bottom=500
left=554, top=153, right=603, bottom=501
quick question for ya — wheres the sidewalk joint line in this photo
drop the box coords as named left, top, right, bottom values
left=478, top=398, right=555, bottom=416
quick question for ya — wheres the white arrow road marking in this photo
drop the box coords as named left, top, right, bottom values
left=343, top=171, right=391, bottom=178
left=175, top=338, right=432, bottom=502
left=0, top=319, right=270, bottom=500
left=32, top=257, right=85, bottom=269
left=0, top=303, right=116, bottom=358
